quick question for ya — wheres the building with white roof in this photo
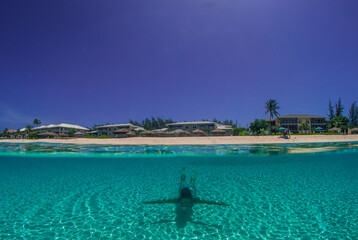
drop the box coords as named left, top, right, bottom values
left=95, top=123, right=142, bottom=137
left=166, top=121, right=232, bottom=135
left=20, top=123, right=89, bottom=135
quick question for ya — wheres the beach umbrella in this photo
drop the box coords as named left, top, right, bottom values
left=125, top=131, right=136, bottom=137
left=350, top=128, right=358, bottom=134
left=173, top=129, right=191, bottom=136
left=315, top=127, right=323, bottom=130
left=59, top=133, right=68, bottom=137
left=278, top=127, right=286, bottom=130
left=212, top=129, right=226, bottom=136
left=328, top=127, right=341, bottom=133
left=193, top=129, right=206, bottom=136
left=139, top=131, right=154, bottom=137
left=114, top=128, right=130, bottom=134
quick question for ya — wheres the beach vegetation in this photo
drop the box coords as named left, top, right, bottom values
left=264, top=99, right=280, bottom=134
left=85, top=136, right=110, bottom=139
left=328, top=99, right=335, bottom=120
left=28, top=133, right=39, bottom=139
left=330, top=115, right=349, bottom=133
left=249, top=119, right=269, bottom=135
left=299, top=122, right=310, bottom=133
left=292, top=132, right=341, bottom=135
left=335, top=97, right=344, bottom=117
left=25, top=125, right=32, bottom=135
left=33, top=119, right=41, bottom=127
left=68, top=128, right=76, bottom=137
left=348, top=101, right=358, bottom=127
left=1, top=128, right=9, bottom=138
left=232, top=127, right=248, bottom=136
left=129, top=117, right=174, bottom=130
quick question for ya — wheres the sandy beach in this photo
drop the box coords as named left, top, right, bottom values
left=1, top=135, right=357, bottom=145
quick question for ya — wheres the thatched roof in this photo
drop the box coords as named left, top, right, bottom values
left=212, top=129, right=226, bottom=135
left=328, top=127, right=341, bottom=132
left=139, top=131, right=154, bottom=137
left=350, top=128, right=358, bottom=133
left=126, top=131, right=136, bottom=137
left=114, top=128, right=130, bottom=134
left=152, top=131, right=169, bottom=137
left=59, top=133, right=68, bottom=137
left=173, top=129, right=191, bottom=136
left=38, top=131, right=58, bottom=136
left=193, top=129, right=206, bottom=135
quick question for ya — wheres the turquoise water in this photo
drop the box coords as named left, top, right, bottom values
left=0, top=142, right=357, bottom=239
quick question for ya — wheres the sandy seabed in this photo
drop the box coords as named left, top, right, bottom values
left=1, top=135, right=358, bottom=145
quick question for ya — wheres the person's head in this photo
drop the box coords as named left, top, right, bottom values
left=179, top=187, right=193, bottom=208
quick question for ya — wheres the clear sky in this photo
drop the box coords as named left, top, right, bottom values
left=1, top=0, right=357, bottom=129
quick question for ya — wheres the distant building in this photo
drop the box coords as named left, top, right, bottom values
left=266, top=114, right=327, bottom=133
left=95, top=123, right=142, bottom=137
left=166, top=121, right=232, bottom=135
left=20, top=123, right=89, bottom=136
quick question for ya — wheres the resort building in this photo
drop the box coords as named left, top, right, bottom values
left=166, top=121, right=232, bottom=135
left=18, top=123, right=89, bottom=138
left=21, top=123, right=89, bottom=134
left=266, top=114, right=327, bottom=133
left=94, top=123, right=143, bottom=137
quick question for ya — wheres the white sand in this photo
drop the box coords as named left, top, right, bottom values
left=1, top=135, right=358, bottom=145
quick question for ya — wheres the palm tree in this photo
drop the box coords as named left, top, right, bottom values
left=33, top=119, right=41, bottom=127
left=335, top=98, right=344, bottom=117
left=328, top=99, right=335, bottom=120
left=265, top=99, right=280, bottom=134
left=25, top=125, right=32, bottom=136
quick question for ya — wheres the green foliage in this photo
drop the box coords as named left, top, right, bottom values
left=249, top=119, right=269, bottom=135
left=335, top=97, right=344, bottom=117
left=232, top=127, right=247, bottom=136
left=299, top=122, right=310, bottom=132
left=328, top=99, right=335, bottom=120
left=259, top=128, right=266, bottom=136
left=28, top=133, right=39, bottom=139
left=292, top=132, right=341, bottom=135
left=265, top=99, right=280, bottom=133
left=348, top=101, right=358, bottom=126
left=331, top=115, right=349, bottom=129
left=25, top=125, right=32, bottom=134
left=86, top=136, right=110, bottom=139
left=33, top=119, right=41, bottom=127
left=68, top=128, right=76, bottom=137
left=239, top=131, right=249, bottom=136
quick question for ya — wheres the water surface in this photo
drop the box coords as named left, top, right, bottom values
left=0, top=142, right=357, bottom=239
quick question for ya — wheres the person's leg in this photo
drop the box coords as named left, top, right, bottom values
left=190, top=170, right=196, bottom=187
left=190, top=170, right=196, bottom=198
left=179, top=167, right=186, bottom=193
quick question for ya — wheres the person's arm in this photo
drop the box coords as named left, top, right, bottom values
left=194, top=198, right=229, bottom=206
left=142, top=198, right=179, bottom=205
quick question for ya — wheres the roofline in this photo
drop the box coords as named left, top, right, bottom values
left=96, top=123, right=141, bottom=128
left=166, top=121, right=215, bottom=126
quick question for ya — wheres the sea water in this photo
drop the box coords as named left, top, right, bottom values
left=0, top=142, right=357, bottom=239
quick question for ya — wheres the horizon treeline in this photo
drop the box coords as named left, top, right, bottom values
left=129, top=118, right=238, bottom=130
left=91, top=118, right=239, bottom=131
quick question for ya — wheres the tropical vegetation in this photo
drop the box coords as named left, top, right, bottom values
left=249, top=119, right=269, bottom=135
left=264, top=99, right=280, bottom=133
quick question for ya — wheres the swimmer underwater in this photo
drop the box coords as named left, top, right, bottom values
left=142, top=168, right=229, bottom=208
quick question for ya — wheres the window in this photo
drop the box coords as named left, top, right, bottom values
left=193, top=125, right=197, bottom=129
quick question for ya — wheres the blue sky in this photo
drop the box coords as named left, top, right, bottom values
left=1, top=0, right=357, bottom=129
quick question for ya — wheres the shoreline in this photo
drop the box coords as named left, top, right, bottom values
left=1, top=135, right=358, bottom=145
